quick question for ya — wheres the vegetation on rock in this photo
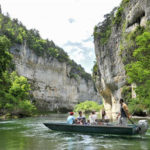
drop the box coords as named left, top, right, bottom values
left=92, top=61, right=98, bottom=82
left=113, top=7, right=123, bottom=26
left=68, top=60, right=92, bottom=82
left=120, top=22, right=150, bottom=114
left=94, top=0, right=130, bottom=46
left=93, top=9, right=115, bottom=45
left=113, top=0, right=130, bottom=26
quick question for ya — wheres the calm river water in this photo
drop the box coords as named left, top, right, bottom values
left=0, top=114, right=150, bottom=150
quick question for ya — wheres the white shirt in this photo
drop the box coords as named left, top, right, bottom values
left=89, top=114, right=97, bottom=124
left=104, top=115, right=108, bottom=120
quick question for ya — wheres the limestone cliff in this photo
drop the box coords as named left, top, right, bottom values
left=10, top=44, right=100, bottom=112
left=94, top=0, right=150, bottom=118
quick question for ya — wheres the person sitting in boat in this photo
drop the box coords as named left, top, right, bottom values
left=89, top=111, right=97, bottom=125
left=67, top=112, right=75, bottom=124
left=117, top=98, right=130, bottom=126
left=77, top=111, right=86, bottom=125
left=102, top=109, right=109, bottom=122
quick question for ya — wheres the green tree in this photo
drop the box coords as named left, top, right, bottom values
left=3, top=72, right=36, bottom=116
left=74, top=101, right=103, bottom=113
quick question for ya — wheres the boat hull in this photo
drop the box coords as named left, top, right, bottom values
left=44, top=123, right=139, bottom=135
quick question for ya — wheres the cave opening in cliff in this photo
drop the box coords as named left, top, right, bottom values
left=127, top=11, right=145, bottom=28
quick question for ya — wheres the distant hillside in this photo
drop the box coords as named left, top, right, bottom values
left=0, top=11, right=91, bottom=82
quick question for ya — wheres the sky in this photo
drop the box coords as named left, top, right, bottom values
left=0, top=0, right=122, bottom=73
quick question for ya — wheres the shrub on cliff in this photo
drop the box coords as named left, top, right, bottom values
left=74, top=101, right=103, bottom=113
left=113, top=0, right=130, bottom=26
left=93, top=11, right=114, bottom=45
left=92, top=61, right=98, bottom=81
left=68, top=60, right=92, bottom=82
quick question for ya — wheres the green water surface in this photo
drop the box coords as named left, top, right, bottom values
left=0, top=114, right=150, bottom=150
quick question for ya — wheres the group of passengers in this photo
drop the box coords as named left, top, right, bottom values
left=67, top=98, right=130, bottom=126
left=67, top=110, right=106, bottom=125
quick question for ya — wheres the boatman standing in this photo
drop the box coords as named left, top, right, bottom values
left=67, top=112, right=75, bottom=124
left=117, top=98, right=130, bottom=126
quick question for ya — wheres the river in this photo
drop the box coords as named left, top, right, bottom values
left=0, top=114, right=150, bottom=150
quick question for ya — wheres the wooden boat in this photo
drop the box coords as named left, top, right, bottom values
left=44, top=122, right=141, bottom=135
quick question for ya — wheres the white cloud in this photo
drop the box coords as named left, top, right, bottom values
left=71, top=48, right=85, bottom=62
left=88, top=51, right=94, bottom=58
left=82, top=41, right=93, bottom=49
left=68, top=18, right=75, bottom=23
left=0, top=0, right=122, bottom=73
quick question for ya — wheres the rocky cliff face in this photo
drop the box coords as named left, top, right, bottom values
left=10, top=44, right=100, bottom=112
left=94, top=0, right=150, bottom=118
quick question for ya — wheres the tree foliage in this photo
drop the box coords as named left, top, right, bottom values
left=74, top=101, right=103, bottom=113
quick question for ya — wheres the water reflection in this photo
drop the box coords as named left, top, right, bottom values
left=0, top=114, right=150, bottom=150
